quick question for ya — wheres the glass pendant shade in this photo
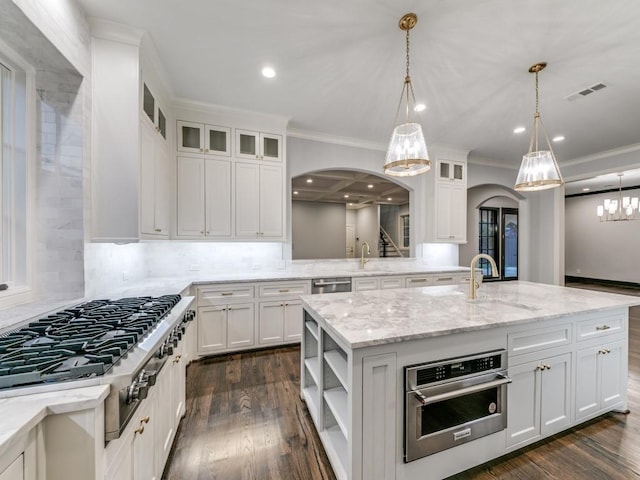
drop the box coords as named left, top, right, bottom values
left=384, top=122, right=430, bottom=176
left=514, top=150, right=563, bottom=191
left=514, top=63, right=564, bottom=192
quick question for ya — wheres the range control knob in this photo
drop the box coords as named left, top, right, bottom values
left=126, top=381, right=149, bottom=404
left=138, top=369, right=157, bottom=386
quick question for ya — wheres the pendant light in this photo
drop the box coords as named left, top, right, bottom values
left=384, top=13, right=430, bottom=177
left=514, top=62, right=564, bottom=191
left=596, top=173, right=639, bottom=221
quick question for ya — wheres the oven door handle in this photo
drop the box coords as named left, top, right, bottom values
left=313, top=280, right=351, bottom=286
left=413, top=374, right=512, bottom=406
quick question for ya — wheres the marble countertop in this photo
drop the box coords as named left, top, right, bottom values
left=0, top=384, right=109, bottom=458
left=300, top=281, right=640, bottom=349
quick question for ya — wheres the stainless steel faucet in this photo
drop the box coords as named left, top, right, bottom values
left=469, top=253, right=499, bottom=300
left=360, top=242, right=371, bottom=269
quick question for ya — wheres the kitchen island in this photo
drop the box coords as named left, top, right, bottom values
left=300, top=281, right=640, bottom=480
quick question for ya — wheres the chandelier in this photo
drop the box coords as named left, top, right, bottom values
left=514, top=63, right=564, bottom=191
left=383, top=13, right=430, bottom=177
left=596, top=173, right=639, bottom=221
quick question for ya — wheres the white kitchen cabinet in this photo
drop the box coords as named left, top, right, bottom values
left=197, top=303, right=255, bottom=354
left=235, top=162, right=283, bottom=238
left=423, top=148, right=469, bottom=244
left=575, top=340, right=625, bottom=421
left=435, top=182, right=466, bottom=242
left=142, top=82, right=167, bottom=141
left=506, top=352, right=571, bottom=448
left=140, top=120, right=169, bottom=237
left=353, top=278, right=379, bottom=292
left=177, top=156, right=232, bottom=238
left=92, top=31, right=174, bottom=242
left=259, top=299, right=303, bottom=344
left=0, top=455, right=23, bottom=480
left=235, top=129, right=282, bottom=162
left=177, top=120, right=231, bottom=156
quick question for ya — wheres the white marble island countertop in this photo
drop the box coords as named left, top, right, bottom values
left=300, top=281, right=640, bottom=349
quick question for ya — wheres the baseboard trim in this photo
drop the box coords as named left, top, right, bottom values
left=565, top=276, right=640, bottom=290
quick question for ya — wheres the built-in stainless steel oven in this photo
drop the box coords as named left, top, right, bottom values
left=404, top=350, right=511, bottom=462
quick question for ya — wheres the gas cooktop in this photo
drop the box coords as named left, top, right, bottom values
left=0, top=295, right=181, bottom=389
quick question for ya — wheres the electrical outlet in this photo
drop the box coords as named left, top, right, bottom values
left=189, top=264, right=200, bottom=272
left=576, top=268, right=581, bottom=274
left=122, top=271, right=128, bottom=281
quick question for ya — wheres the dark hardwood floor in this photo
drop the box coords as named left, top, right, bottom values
left=163, top=284, right=640, bottom=480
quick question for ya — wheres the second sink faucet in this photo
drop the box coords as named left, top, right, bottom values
left=469, top=253, right=499, bottom=300
left=360, top=242, right=371, bottom=269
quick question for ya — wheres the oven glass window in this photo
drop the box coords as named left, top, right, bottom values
left=420, top=387, right=499, bottom=436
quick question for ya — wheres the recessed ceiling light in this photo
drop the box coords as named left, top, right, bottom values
left=582, top=187, right=590, bottom=192
left=306, top=178, right=313, bottom=183
left=513, top=126, right=526, bottom=134
left=387, top=197, right=392, bottom=201
left=552, top=135, right=565, bottom=142
left=344, top=194, right=349, bottom=198
left=261, top=66, right=276, bottom=78
left=367, top=184, right=374, bottom=189
left=293, top=191, right=299, bottom=195
left=348, top=203, right=353, bottom=206
left=414, top=103, right=426, bottom=112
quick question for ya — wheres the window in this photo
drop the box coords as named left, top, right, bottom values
left=0, top=52, right=30, bottom=307
left=401, top=214, right=410, bottom=248
left=478, top=208, right=499, bottom=277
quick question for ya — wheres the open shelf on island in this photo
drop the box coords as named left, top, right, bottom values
left=320, top=426, right=348, bottom=480
left=304, top=357, right=320, bottom=386
left=324, top=387, right=348, bottom=440
left=305, top=318, right=319, bottom=341
left=324, top=349, right=348, bottom=392
left=302, top=385, right=320, bottom=424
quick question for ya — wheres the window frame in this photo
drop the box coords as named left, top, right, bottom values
left=0, top=39, right=35, bottom=308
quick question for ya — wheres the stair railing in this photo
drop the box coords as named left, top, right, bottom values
left=379, top=226, right=404, bottom=258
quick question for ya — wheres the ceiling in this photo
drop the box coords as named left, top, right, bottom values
left=292, top=170, right=409, bottom=209
left=77, top=0, right=640, bottom=181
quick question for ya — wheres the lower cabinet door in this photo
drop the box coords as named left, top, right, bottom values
left=0, top=454, right=24, bottom=480
left=133, top=390, right=157, bottom=480
left=575, top=347, right=599, bottom=420
left=259, top=301, right=284, bottom=344
left=197, top=306, right=227, bottom=353
left=600, top=340, right=625, bottom=410
left=283, top=300, right=303, bottom=342
left=540, top=353, right=571, bottom=436
left=156, top=364, right=174, bottom=472
left=506, top=360, right=540, bottom=448
left=227, top=303, right=255, bottom=348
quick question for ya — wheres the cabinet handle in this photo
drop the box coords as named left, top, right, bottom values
left=173, top=354, right=182, bottom=364
left=221, top=292, right=233, bottom=296
left=206, top=231, right=210, bottom=234
left=544, top=364, right=551, bottom=370
left=599, top=349, right=611, bottom=355
left=596, top=325, right=611, bottom=331
left=141, top=416, right=150, bottom=424
left=279, top=289, right=289, bottom=293
left=449, top=235, right=455, bottom=239
left=284, top=303, right=288, bottom=307
left=205, top=149, right=209, bottom=153
left=536, top=365, right=544, bottom=371
left=134, top=425, right=145, bottom=435
left=410, top=278, right=427, bottom=282
left=200, top=148, right=204, bottom=152
left=154, top=228, right=161, bottom=232
left=200, top=231, right=204, bottom=234
left=437, top=277, right=453, bottom=281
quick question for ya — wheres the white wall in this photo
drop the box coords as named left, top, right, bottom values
left=355, top=204, right=379, bottom=258
left=292, top=201, right=346, bottom=259
left=565, top=188, right=640, bottom=283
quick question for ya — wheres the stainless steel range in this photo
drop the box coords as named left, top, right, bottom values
left=0, top=294, right=195, bottom=441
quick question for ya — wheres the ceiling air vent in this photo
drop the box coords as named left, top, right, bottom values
left=566, top=82, right=608, bottom=101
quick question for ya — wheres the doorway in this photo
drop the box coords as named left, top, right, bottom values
left=478, top=207, right=519, bottom=280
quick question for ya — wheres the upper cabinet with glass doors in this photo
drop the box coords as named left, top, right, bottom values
left=142, top=82, right=167, bottom=140
left=235, top=129, right=282, bottom=162
left=177, top=120, right=231, bottom=156
left=438, top=160, right=465, bottom=183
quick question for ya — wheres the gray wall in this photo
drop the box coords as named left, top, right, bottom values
left=565, top=188, right=640, bottom=283
left=292, top=201, right=346, bottom=259
left=355, top=204, right=379, bottom=258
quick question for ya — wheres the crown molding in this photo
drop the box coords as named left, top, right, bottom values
left=562, top=142, right=640, bottom=167
left=172, top=97, right=290, bottom=128
left=89, top=18, right=144, bottom=46
left=286, top=128, right=387, bottom=151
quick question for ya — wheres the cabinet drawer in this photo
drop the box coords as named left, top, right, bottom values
left=258, top=281, right=310, bottom=298
left=380, top=277, right=403, bottom=289
left=431, top=274, right=459, bottom=285
left=508, top=324, right=572, bottom=357
left=354, top=278, right=379, bottom=291
left=405, top=276, right=432, bottom=288
left=198, top=284, right=254, bottom=304
left=576, top=314, right=625, bottom=342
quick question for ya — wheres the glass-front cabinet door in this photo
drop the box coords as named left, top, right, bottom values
left=235, top=129, right=282, bottom=161
left=438, top=159, right=464, bottom=182
left=205, top=125, right=231, bottom=156
left=177, top=120, right=204, bottom=154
